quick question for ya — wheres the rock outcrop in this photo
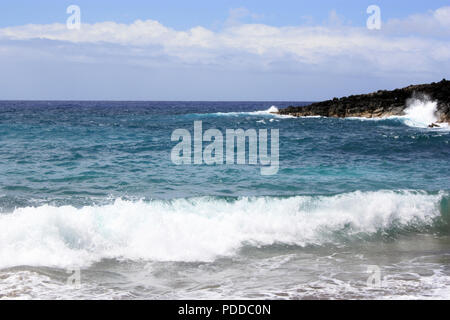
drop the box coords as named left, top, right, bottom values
left=277, top=79, right=450, bottom=123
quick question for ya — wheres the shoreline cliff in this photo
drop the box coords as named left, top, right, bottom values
left=277, top=79, right=450, bottom=125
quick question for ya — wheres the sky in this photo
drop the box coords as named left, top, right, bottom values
left=0, top=0, right=449, bottom=100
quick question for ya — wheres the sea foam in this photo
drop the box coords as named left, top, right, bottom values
left=0, top=191, right=445, bottom=268
left=403, top=98, right=439, bottom=128
left=205, top=106, right=295, bottom=118
left=347, top=97, right=449, bottom=130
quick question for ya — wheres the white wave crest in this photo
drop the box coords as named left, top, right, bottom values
left=0, top=191, right=444, bottom=268
left=255, top=106, right=279, bottom=114
left=209, top=106, right=295, bottom=118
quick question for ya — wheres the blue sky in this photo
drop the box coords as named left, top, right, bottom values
left=1, top=0, right=449, bottom=29
left=0, top=1, right=449, bottom=100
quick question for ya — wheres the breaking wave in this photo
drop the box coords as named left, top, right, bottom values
left=0, top=190, right=447, bottom=269
left=191, top=106, right=295, bottom=118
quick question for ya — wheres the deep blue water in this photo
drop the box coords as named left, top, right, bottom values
left=0, top=101, right=448, bottom=208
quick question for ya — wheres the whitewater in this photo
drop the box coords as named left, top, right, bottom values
left=0, top=101, right=449, bottom=299
left=343, top=97, right=450, bottom=130
left=0, top=190, right=445, bottom=269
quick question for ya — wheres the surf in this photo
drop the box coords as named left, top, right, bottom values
left=189, top=106, right=296, bottom=119
left=0, top=190, right=447, bottom=269
left=344, top=97, right=450, bottom=130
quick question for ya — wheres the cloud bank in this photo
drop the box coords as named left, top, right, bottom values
left=0, top=7, right=449, bottom=100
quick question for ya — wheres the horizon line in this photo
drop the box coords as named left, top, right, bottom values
left=0, top=99, right=317, bottom=103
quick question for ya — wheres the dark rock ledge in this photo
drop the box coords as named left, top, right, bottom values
left=277, top=79, right=450, bottom=125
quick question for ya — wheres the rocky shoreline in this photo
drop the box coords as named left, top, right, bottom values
left=277, top=79, right=450, bottom=125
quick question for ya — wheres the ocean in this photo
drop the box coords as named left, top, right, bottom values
left=0, top=100, right=449, bottom=299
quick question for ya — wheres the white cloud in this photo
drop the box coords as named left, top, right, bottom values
left=435, top=6, right=450, bottom=27
left=225, top=7, right=264, bottom=27
left=0, top=6, right=448, bottom=99
left=383, top=6, right=450, bottom=37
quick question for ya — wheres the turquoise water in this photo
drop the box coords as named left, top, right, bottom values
left=0, top=101, right=449, bottom=299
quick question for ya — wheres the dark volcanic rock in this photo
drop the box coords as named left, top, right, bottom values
left=278, top=79, right=450, bottom=123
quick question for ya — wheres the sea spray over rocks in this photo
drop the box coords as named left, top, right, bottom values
left=278, top=79, right=450, bottom=125
left=403, top=97, right=440, bottom=128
